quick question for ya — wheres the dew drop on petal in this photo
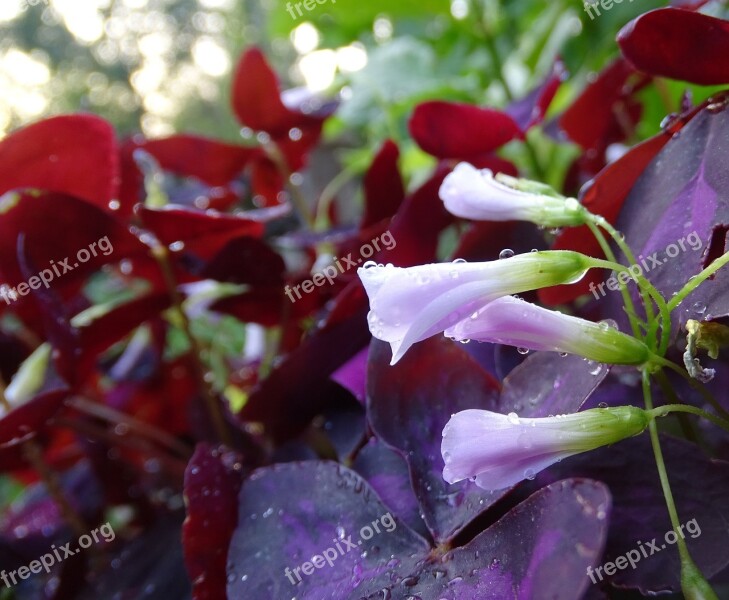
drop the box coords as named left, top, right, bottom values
left=523, top=468, right=536, bottom=480
left=499, top=249, right=514, bottom=260
left=507, top=412, right=520, bottom=425
left=362, top=261, right=378, bottom=269
left=517, top=347, right=530, bottom=355
left=452, top=258, right=467, bottom=264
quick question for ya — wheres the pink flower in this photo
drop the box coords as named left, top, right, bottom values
left=445, top=296, right=651, bottom=365
left=440, top=162, right=586, bottom=226
left=358, top=251, right=591, bottom=365
left=442, top=407, right=650, bottom=490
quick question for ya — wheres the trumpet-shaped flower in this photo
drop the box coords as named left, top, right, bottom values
left=358, top=251, right=592, bottom=365
left=440, top=162, right=586, bottom=227
left=442, top=407, right=650, bottom=490
left=445, top=296, right=652, bottom=365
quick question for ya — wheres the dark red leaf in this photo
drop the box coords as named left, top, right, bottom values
left=618, top=8, right=729, bottom=85
left=361, top=140, right=405, bottom=229
left=0, top=192, right=149, bottom=297
left=409, top=101, right=522, bottom=160
left=559, top=59, right=644, bottom=151
left=0, top=115, right=119, bottom=211
left=130, top=134, right=260, bottom=187
left=183, top=444, right=245, bottom=600
left=231, top=47, right=326, bottom=138
left=202, top=237, right=285, bottom=285
left=136, top=206, right=265, bottom=260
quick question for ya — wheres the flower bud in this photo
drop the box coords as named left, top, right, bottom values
left=445, top=296, right=652, bottom=366
left=440, top=162, right=586, bottom=227
left=442, top=406, right=650, bottom=490
left=359, top=251, right=593, bottom=365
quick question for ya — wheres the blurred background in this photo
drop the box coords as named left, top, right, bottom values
left=0, top=0, right=684, bottom=155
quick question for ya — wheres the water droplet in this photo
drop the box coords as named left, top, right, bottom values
left=507, top=412, right=520, bottom=425
left=598, top=402, right=608, bottom=409
left=559, top=352, right=568, bottom=357
left=589, top=363, right=604, bottom=376
left=459, top=339, right=470, bottom=344
left=692, top=301, right=707, bottom=315
left=452, top=258, right=467, bottom=264
left=288, top=127, right=303, bottom=141
left=108, top=200, right=120, bottom=211
left=362, top=261, right=378, bottom=269
left=517, top=347, right=530, bottom=355
left=499, top=249, right=514, bottom=259
left=524, top=468, right=536, bottom=480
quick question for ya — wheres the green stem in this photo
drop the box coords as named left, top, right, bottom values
left=654, top=370, right=700, bottom=446
left=667, top=251, right=729, bottom=312
left=585, top=220, right=643, bottom=338
left=263, top=140, right=314, bottom=230
left=591, top=216, right=672, bottom=350
left=314, top=167, right=358, bottom=231
left=649, top=403, right=729, bottom=435
left=642, top=372, right=717, bottom=599
left=653, top=357, right=729, bottom=421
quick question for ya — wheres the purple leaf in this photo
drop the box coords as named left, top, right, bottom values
left=226, top=461, right=430, bottom=599
left=352, top=438, right=430, bottom=540
left=533, top=435, right=729, bottom=593
left=375, top=479, right=611, bottom=600
left=614, top=97, right=729, bottom=330
left=499, top=352, right=609, bottom=417
left=367, top=337, right=505, bottom=542
left=506, top=59, right=566, bottom=132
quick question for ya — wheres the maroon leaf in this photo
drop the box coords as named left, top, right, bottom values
left=130, top=134, right=260, bottom=187
left=559, top=58, right=644, bottom=152
left=385, top=166, right=454, bottom=266
left=0, top=358, right=68, bottom=447
left=183, top=444, right=245, bottom=600
left=0, top=115, right=119, bottom=211
left=201, top=237, right=285, bottom=285
left=618, top=8, right=729, bottom=85
left=409, top=101, right=522, bottom=160
left=0, top=191, right=149, bottom=297
left=361, top=140, right=405, bottom=229
left=136, top=206, right=265, bottom=260
left=231, top=47, right=327, bottom=138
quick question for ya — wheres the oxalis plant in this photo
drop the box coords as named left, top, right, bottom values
left=359, top=164, right=729, bottom=599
